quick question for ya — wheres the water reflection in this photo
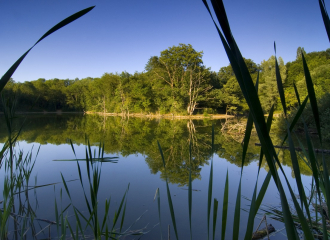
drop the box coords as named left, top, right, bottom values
left=0, top=114, right=321, bottom=185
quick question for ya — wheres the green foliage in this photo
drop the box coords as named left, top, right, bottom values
left=217, top=58, right=259, bottom=115
left=275, top=92, right=330, bottom=142
left=3, top=45, right=330, bottom=117
left=146, top=43, right=213, bottom=115
left=259, top=56, right=287, bottom=112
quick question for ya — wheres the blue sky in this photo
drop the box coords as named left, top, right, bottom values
left=1, top=0, right=329, bottom=82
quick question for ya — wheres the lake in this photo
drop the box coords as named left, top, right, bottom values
left=0, top=114, right=316, bottom=239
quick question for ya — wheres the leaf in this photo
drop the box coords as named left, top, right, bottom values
left=207, top=126, right=214, bottom=240
left=232, top=178, right=242, bottom=240
left=274, top=42, right=287, bottom=116
left=301, top=52, right=322, bottom=143
left=0, top=6, right=95, bottom=92
left=158, top=141, right=179, bottom=240
left=221, top=170, right=229, bottom=240
left=319, top=0, right=330, bottom=42
left=188, top=142, right=193, bottom=240
left=212, top=198, right=219, bottom=240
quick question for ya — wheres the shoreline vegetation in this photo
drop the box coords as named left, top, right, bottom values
left=0, top=110, right=235, bottom=119
left=85, top=111, right=234, bottom=119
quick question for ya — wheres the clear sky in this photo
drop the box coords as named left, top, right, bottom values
left=1, top=0, right=329, bottom=83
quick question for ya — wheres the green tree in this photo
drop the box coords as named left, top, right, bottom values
left=146, top=44, right=212, bottom=115
left=218, top=59, right=259, bottom=114
left=285, top=48, right=330, bottom=110
left=259, top=56, right=286, bottom=112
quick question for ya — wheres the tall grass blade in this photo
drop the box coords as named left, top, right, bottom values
left=242, top=75, right=258, bottom=167
left=242, top=79, right=263, bottom=240
left=207, top=126, right=214, bottom=240
left=112, top=185, right=129, bottom=229
left=255, top=171, right=271, bottom=213
left=73, top=207, right=85, bottom=239
left=60, top=173, right=72, bottom=201
left=293, top=83, right=301, bottom=106
left=188, top=142, right=192, bottom=240
left=286, top=122, right=312, bottom=226
left=232, top=178, right=242, bottom=240
left=76, top=161, right=92, bottom=215
left=157, top=141, right=179, bottom=240
left=155, top=188, right=163, bottom=240
left=319, top=0, right=330, bottom=42
left=281, top=96, right=308, bottom=145
left=120, top=198, right=127, bottom=232
left=0, top=6, right=94, bottom=92
left=212, top=198, right=218, bottom=240
left=304, top=123, right=322, bottom=196
left=257, top=104, right=274, bottom=171
left=54, top=196, right=60, bottom=234
left=321, top=198, right=329, bottom=240
left=69, top=139, right=76, bottom=158
left=277, top=182, right=300, bottom=240
left=101, top=198, right=111, bottom=232
left=203, top=0, right=280, bottom=189
left=301, top=52, right=322, bottom=143
left=221, top=170, right=229, bottom=240
left=274, top=42, right=287, bottom=116
left=243, top=179, right=258, bottom=240
left=67, top=220, right=76, bottom=240
left=203, top=1, right=302, bottom=239
left=285, top=178, right=314, bottom=239
left=322, top=153, right=330, bottom=218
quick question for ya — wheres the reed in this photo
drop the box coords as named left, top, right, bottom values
left=156, top=0, right=330, bottom=239
left=201, top=0, right=330, bottom=238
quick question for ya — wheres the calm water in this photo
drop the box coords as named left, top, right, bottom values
left=0, top=114, right=316, bottom=239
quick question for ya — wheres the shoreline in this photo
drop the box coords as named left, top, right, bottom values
left=0, top=111, right=84, bottom=115
left=85, top=111, right=235, bottom=119
left=0, top=111, right=235, bottom=119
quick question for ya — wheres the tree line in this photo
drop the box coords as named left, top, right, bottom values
left=3, top=44, right=330, bottom=115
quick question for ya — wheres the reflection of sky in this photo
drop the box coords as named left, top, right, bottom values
left=1, top=0, right=329, bottom=82
left=0, top=140, right=313, bottom=239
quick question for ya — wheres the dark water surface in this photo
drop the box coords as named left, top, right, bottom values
left=0, top=114, right=315, bottom=239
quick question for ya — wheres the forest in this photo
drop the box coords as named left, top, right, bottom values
left=2, top=44, right=330, bottom=116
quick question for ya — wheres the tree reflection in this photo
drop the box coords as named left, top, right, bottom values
left=0, top=114, right=323, bottom=185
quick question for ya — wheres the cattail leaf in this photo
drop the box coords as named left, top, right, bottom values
left=221, top=170, right=229, bottom=240
left=301, top=52, right=322, bottom=143
left=188, top=142, right=193, bottom=240
left=0, top=6, right=94, bottom=93
left=157, top=141, right=179, bottom=240
left=281, top=96, right=308, bottom=145
left=243, top=178, right=258, bottom=240
left=207, top=130, right=214, bottom=240
left=232, top=178, right=242, bottom=240
left=274, top=46, right=287, bottom=116
left=286, top=122, right=312, bottom=222
left=293, top=83, right=301, bottom=106
left=212, top=198, right=218, bottom=240
left=319, top=0, right=330, bottom=42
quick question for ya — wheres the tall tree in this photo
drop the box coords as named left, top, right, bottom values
left=218, top=59, right=259, bottom=114
left=259, top=56, right=286, bottom=112
left=146, top=44, right=212, bottom=115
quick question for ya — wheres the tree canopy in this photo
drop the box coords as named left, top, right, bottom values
left=2, top=45, right=330, bottom=117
